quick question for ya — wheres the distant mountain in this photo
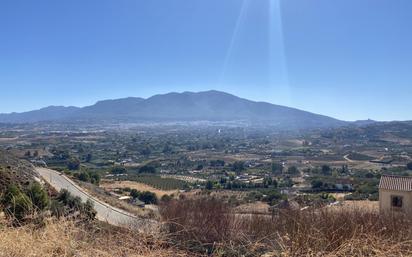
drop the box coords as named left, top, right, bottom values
left=0, top=90, right=347, bottom=129
left=0, top=106, right=79, bottom=123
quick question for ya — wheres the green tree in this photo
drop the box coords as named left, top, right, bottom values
left=311, top=180, right=324, bottom=189
left=90, top=173, right=100, bottom=185
left=78, top=172, right=90, bottom=182
left=262, top=190, right=286, bottom=205
left=85, top=153, right=93, bottom=162
left=321, top=165, right=332, bottom=175
left=231, top=161, right=245, bottom=173
left=287, top=166, right=299, bottom=175
left=111, top=166, right=127, bottom=174
left=130, top=189, right=140, bottom=199
left=139, top=191, right=158, bottom=204
left=138, top=165, right=156, bottom=174
left=271, top=163, right=283, bottom=174
left=205, top=180, right=214, bottom=190
left=67, top=157, right=80, bottom=170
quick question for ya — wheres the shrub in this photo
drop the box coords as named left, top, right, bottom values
left=51, top=189, right=96, bottom=220
left=262, top=190, right=286, bottom=205
left=138, top=165, right=156, bottom=174
left=111, top=166, right=127, bottom=174
left=205, top=180, right=213, bottom=190
left=161, top=194, right=172, bottom=202
left=130, top=190, right=158, bottom=204
left=160, top=197, right=231, bottom=253
left=160, top=197, right=412, bottom=256
left=231, top=161, right=245, bottom=173
left=139, top=191, right=157, bottom=204
left=2, top=185, right=33, bottom=221
left=75, top=171, right=100, bottom=185
left=311, top=179, right=323, bottom=189
left=271, top=162, right=283, bottom=174
left=26, top=182, right=49, bottom=211
left=67, top=157, right=80, bottom=170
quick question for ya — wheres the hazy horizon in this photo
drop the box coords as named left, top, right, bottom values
left=1, top=1, right=411, bottom=121
left=0, top=89, right=404, bottom=123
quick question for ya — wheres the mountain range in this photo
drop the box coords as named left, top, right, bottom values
left=0, top=90, right=348, bottom=129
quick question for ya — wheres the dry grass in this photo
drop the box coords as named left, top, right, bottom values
left=160, top=198, right=412, bottom=256
left=0, top=217, right=188, bottom=257
left=77, top=181, right=154, bottom=218
left=1, top=197, right=411, bottom=257
left=100, top=180, right=178, bottom=198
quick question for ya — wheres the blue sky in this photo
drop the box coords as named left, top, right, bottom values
left=0, top=0, right=411, bottom=121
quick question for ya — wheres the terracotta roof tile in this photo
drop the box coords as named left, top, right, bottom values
left=379, top=175, right=412, bottom=191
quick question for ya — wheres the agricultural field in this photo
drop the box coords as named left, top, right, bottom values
left=100, top=180, right=179, bottom=198
left=127, top=175, right=189, bottom=191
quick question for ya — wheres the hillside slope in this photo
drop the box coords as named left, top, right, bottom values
left=0, top=150, right=38, bottom=193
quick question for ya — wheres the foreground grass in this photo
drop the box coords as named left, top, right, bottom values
left=160, top=198, right=412, bottom=256
left=1, top=198, right=411, bottom=257
left=0, top=218, right=188, bottom=257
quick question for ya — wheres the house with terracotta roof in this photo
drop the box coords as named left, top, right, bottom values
left=379, top=175, right=412, bottom=214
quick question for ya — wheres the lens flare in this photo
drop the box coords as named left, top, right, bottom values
left=219, top=0, right=250, bottom=84
left=269, top=0, right=290, bottom=102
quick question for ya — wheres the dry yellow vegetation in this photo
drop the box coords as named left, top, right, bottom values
left=101, top=180, right=178, bottom=198
left=0, top=218, right=187, bottom=257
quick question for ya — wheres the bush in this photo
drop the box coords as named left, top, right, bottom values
left=344, top=193, right=369, bottom=200
left=139, top=191, right=158, bottom=204
left=75, top=171, right=100, bottom=185
left=67, top=157, right=80, bottom=170
left=160, top=197, right=231, bottom=252
left=51, top=189, right=96, bottom=220
left=271, top=162, right=283, bottom=174
left=160, top=196, right=412, bottom=256
left=161, top=194, right=172, bottom=202
left=262, top=190, right=286, bottom=205
left=111, top=166, right=127, bottom=174
left=311, top=179, right=324, bottom=189
left=205, top=180, right=213, bottom=190
left=26, top=182, right=49, bottom=211
left=321, top=165, right=332, bottom=175
left=138, top=165, right=156, bottom=174
left=130, top=189, right=158, bottom=204
left=231, top=161, right=245, bottom=173
left=2, top=185, right=33, bottom=221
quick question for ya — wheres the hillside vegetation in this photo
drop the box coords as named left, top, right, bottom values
left=0, top=150, right=38, bottom=193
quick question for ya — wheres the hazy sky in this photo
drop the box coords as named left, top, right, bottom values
left=1, top=0, right=411, bottom=121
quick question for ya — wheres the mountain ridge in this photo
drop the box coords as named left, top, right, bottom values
left=0, top=90, right=347, bottom=129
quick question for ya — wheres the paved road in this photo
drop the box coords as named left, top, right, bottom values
left=36, top=167, right=154, bottom=230
left=343, top=154, right=354, bottom=163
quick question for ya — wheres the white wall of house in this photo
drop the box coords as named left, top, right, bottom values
left=379, top=189, right=412, bottom=214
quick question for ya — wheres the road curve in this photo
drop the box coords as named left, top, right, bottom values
left=343, top=154, right=354, bottom=163
left=36, top=167, right=154, bottom=230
